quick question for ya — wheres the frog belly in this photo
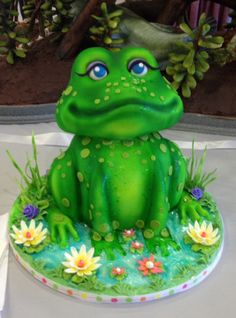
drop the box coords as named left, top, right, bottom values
left=106, top=164, right=152, bottom=229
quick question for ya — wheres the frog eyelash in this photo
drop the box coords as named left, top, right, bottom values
left=127, top=59, right=160, bottom=72
left=75, top=61, right=109, bottom=77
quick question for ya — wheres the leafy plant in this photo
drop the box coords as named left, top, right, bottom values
left=89, top=1, right=124, bottom=50
left=7, top=133, right=52, bottom=213
left=0, top=0, right=29, bottom=64
left=210, top=34, right=236, bottom=66
left=185, top=141, right=217, bottom=191
left=166, top=13, right=224, bottom=97
left=22, top=0, right=75, bottom=41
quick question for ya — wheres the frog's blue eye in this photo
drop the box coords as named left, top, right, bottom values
left=88, top=63, right=108, bottom=80
left=128, top=60, right=149, bottom=76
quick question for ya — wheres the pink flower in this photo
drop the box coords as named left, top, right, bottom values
left=138, top=255, right=164, bottom=276
left=131, top=241, right=144, bottom=250
left=123, top=229, right=136, bottom=238
left=112, top=267, right=125, bottom=276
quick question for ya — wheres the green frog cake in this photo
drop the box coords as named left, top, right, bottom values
left=8, top=47, right=223, bottom=303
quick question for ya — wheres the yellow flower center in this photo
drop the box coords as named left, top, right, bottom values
left=77, top=259, right=86, bottom=268
left=25, top=231, right=32, bottom=239
left=146, top=261, right=154, bottom=269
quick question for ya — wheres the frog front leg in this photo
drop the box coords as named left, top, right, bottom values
left=48, top=150, right=80, bottom=247
left=89, top=169, right=125, bottom=260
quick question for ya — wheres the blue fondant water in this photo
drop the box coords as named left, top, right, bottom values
left=31, top=210, right=211, bottom=288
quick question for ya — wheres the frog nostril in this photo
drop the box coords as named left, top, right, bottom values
left=69, top=104, right=79, bottom=115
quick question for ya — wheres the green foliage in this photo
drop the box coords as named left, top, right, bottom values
left=22, top=0, right=75, bottom=41
left=89, top=2, right=124, bottom=50
left=7, top=133, right=52, bottom=213
left=210, top=34, right=236, bottom=66
left=0, top=0, right=29, bottom=64
left=166, top=13, right=224, bottom=98
left=185, top=141, right=217, bottom=191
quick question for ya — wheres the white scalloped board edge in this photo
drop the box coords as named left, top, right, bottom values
left=10, top=239, right=224, bottom=304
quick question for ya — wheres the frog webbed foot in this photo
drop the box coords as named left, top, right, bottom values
left=144, top=229, right=180, bottom=256
left=47, top=211, right=79, bottom=248
left=178, top=191, right=211, bottom=225
left=91, top=232, right=126, bottom=260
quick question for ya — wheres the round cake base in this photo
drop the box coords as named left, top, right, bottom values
left=10, top=239, right=223, bottom=303
left=9, top=194, right=224, bottom=304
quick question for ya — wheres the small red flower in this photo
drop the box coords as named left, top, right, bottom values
left=138, top=255, right=164, bottom=276
left=123, top=229, right=136, bottom=238
left=112, top=267, right=125, bottom=276
left=131, top=241, right=144, bottom=250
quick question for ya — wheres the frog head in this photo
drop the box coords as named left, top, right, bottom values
left=56, top=47, right=183, bottom=139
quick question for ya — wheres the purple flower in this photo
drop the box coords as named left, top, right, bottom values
left=191, top=187, right=204, bottom=200
left=23, top=205, right=39, bottom=220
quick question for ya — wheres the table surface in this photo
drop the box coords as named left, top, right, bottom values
left=0, top=122, right=235, bottom=318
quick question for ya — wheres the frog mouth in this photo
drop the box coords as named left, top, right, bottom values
left=68, top=96, right=180, bottom=117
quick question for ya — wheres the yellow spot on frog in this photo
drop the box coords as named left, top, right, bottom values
left=160, top=95, right=165, bottom=101
left=136, top=220, right=145, bottom=229
left=136, top=88, right=142, bottom=93
left=135, top=150, right=142, bottom=155
left=77, top=172, right=84, bottom=182
left=160, top=143, right=167, bottom=153
left=81, top=137, right=91, bottom=146
left=106, top=82, right=112, bottom=87
left=150, top=220, right=160, bottom=229
left=61, top=173, right=66, bottom=178
left=153, top=132, right=161, bottom=139
left=98, top=157, right=105, bottom=163
left=141, top=159, right=147, bottom=165
left=115, top=88, right=121, bottom=94
left=151, top=155, right=156, bottom=161
left=123, top=140, right=134, bottom=147
left=95, top=144, right=101, bottom=149
left=64, top=86, right=73, bottom=96
left=108, top=161, right=114, bottom=167
left=62, top=198, right=70, bottom=207
left=57, top=164, right=62, bottom=170
left=80, top=148, right=90, bottom=158
left=166, top=84, right=171, bottom=90
left=59, top=99, right=63, bottom=104
left=123, top=82, right=130, bottom=87
left=104, top=95, right=110, bottom=101
left=150, top=92, right=156, bottom=97
left=122, top=152, right=129, bottom=159
left=171, top=147, right=175, bottom=152
left=56, top=108, right=59, bottom=114
left=102, top=140, right=113, bottom=146
left=99, top=223, right=110, bottom=233
left=140, top=135, right=149, bottom=141
left=144, top=229, right=154, bottom=239
left=178, top=183, right=184, bottom=192
left=90, top=204, right=94, bottom=209
left=86, top=183, right=90, bottom=188
left=121, top=76, right=126, bottom=81
left=168, top=166, right=173, bottom=176
left=141, top=79, right=146, bottom=83
left=72, top=91, right=77, bottom=97
left=105, top=88, right=110, bottom=93
left=113, top=82, right=119, bottom=86
left=142, top=87, right=147, bottom=92
left=94, top=99, right=101, bottom=105
left=66, top=161, right=72, bottom=167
